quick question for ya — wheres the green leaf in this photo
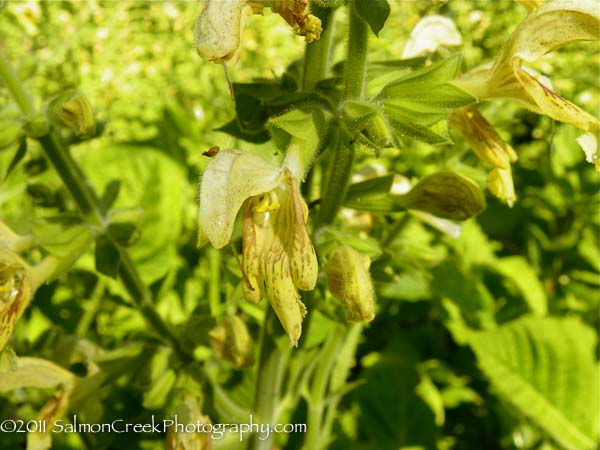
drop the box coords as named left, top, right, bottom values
left=4, top=138, right=27, bottom=181
left=35, top=222, right=95, bottom=280
left=79, top=145, right=188, bottom=283
left=107, top=222, right=141, bottom=247
left=268, top=106, right=327, bottom=174
left=378, top=56, right=475, bottom=139
left=355, top=0, right=390, bottom=37
left=469, top=316, right=599, bottom=450
left=100, top=179, right=121, bottom=212
left=433, top=262, right=496, bottom=329
left=379, top=55, right=463, bottom=97
left=495, top=256, right=548, bottom=316
left=387, top=116, right=450, bottom=145
left=0, top=120, right=22, bottom=150
left=353, top=339, right=436, bottom=448
left=343, top=174, right=398, bottom=212
left=345, top=174, right=394, bottom=200
left=95, top=235, right=121, bottom=278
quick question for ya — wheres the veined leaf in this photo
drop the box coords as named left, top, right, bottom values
left=495, top=256, right=548, bottom=316
left=379, top=55, right=463, bottom=98
left=469, top=316, right=598, bottom=450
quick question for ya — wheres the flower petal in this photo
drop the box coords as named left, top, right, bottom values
left=264, top=252, right=307, bottom=347
left=487, top=167, right=517, bottom=207
left=194, top=0, right=253, bottom=63
left=500, top=0, right=600, bottom=65
left=1, top=248, right=32, bottom=352
left=513, top=67, right=600, bottom=132
left=288, top=178, right=318, bottom=291
left=449, top=106, right=517, bottom=169
left=402, top=15, right=463, bottom=59
left=198, top=150, right=282, bottom=249
left=241, top=200, right=263, bottom=303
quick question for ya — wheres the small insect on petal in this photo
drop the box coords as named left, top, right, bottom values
left=203, top=146, right=220, bottom=157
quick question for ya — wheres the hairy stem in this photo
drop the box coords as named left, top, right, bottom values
left=344, top=1, right=368, bottom=100
left=317, top=0, right=368, bottom=226
left=302, top=7, right=336, bottom=90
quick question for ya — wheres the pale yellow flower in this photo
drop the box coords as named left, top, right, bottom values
left=198, top=147, right=317, bottom=347
left=449, top=106, right=518, bottom=206
left=194, top=0, right=321, bottom=63
left=451, top=0, right=600, bottom=168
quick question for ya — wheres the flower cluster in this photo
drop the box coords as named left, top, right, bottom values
left=197, top=148, right=317, bottom=347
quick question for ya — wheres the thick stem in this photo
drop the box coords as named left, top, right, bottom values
left=317, top=131, right=354, bottom=225
left=317, top=0, right=368, bottom=225
left=248, top=309, right=289, bottom=450
left=303, top=331, right=343, bottom=450
left=302, top=7, right=336, bottom=90
left=0, top=51, right=193, bottom=365
left=344, top=1, right=368, bottom=99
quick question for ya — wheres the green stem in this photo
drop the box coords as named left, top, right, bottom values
left=248, top=309, right=289, bottom=450
left=0, top=51, right=193, bottom=366
left=302, top=7, right=336, bottom=90
left=344, top=0, right=369, bottom=99
left=303, top=331, right=343, bottom=450
left=317, top=0, right=368, bottom=225
left=0, top=54, right=34, bottom=116
left=37, top=134, right=103, bottom=225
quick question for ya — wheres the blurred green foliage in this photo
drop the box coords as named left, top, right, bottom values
left=0, top=1, right=598, bottom=450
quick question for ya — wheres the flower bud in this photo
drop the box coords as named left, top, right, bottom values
left=166, top=394, right=211, bottom=450
left=326, top=245, right=375, bottom=323
left=209, top=315, right=255, bottom=368
left=0, top=248, right=32, bottom=352
left=58, top=93, right=96, bottom=138
left=341, top=100, right=393, bottom=149
left=394, top=172, right=486, bottom=221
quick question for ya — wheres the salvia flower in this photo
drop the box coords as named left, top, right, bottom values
left=451, top=0, right=600, bottom=168
left=195, top=0, right=321, bottom=63
left=198, top=147, right=317, bottom=347
left=449, top=106, right=518, bottom=206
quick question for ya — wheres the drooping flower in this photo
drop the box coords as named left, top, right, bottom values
left=195, top=0, right=321, bottom=63
left=451, top=0, right=600, bottom=168
left=449, top=106, right=518, bottom=206
left=198, top=146, right=317, bottom=347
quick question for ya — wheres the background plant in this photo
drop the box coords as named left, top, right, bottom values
left=0, top=1, right=598, bottom=450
